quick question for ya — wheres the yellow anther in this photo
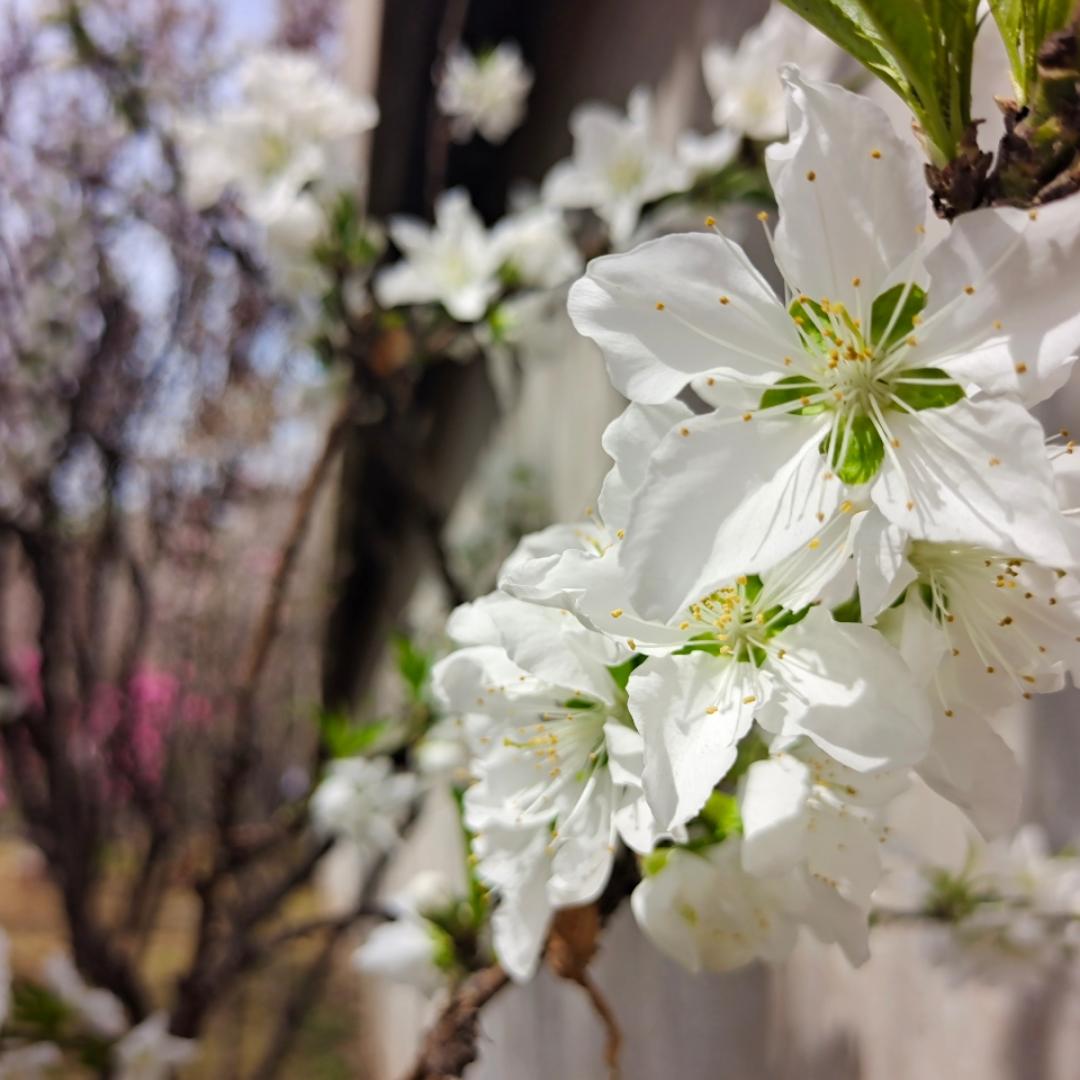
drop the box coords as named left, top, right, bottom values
left=1029, top=209, right=1039, bottom=220
left=679, top=621, right=690, bottom=630
left=737, top=575, right=748, bottom=585
left=783, top=356, right=793, bottom=366
left=851, top=276, right=861, bottom=287
left=906, top=336, right=918, bottom=347
left=705, top=705, right=718, bottom=715
left=915, top=224, right=926, bottom=235
left=757, top=210, right=769, bottom=222
left=610, top=608, right=624, bottom=619
left=719, top=295, right=730, bottom=305
left=627, top=638, right=637, bottom=650
left=988, top=456, right=1001, bottom=466
left=742, top=412, right=753, bottom=422
left=891, top=437, right=901, bottom=448
left=1015, top=362, right=1028, bottom=374
left=679, top=426, right=690, bottom=437
left=656, top=301, right=666, bottom=311
left=706, top=376, right=716, bottom=386
left=808, top=538, right=821, bottom=550
left=840, top=500, right=853, bottom=513
left=964, top=285, right=975, bottom=295
left=905, top=500, right=915, bottom=511
left=870, top=149, right=882, bottom=159
left=743, top=695, right=758, bottom=704
left=616, top=528, right=625, bottom=539
left=705, top=216, right=716, bottom=227
left=816, top=511, right=825, bottom=523
left=806, top=170, right=817, bottom=181
left=944, top=709, right=954, bottom=718
left=993, top=320, right=1003, bottom=330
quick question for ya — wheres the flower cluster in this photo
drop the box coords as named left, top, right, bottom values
left=0, top=930, right=196, bottom=1079
left=433, top=66, right=1080, bottom=980
left=175, top=48, right=378, bottom=298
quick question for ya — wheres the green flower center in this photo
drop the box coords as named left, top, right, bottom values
left=759, top=283, right=964, bottom=484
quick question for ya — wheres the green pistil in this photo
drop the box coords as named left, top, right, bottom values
left=753, top=284, right=964, bottom=486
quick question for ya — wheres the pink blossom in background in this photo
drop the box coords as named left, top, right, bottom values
left=4, top=650, right=214, bottom=801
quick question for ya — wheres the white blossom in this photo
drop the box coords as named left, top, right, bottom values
left=491, top=205, right=583, bottom=290
left=631, top=838, right=800, bottom=972
left=176, top=49, right=377, bottom=211
left=354, top=873, right=458, bottom=993
left=112, top=1014, right=197, bottom=1080
left=502, top=408, right=930, bottom=831
left=437, top=44, right=533, bottom=144
left=740, top=738, right=910, bottom=962
left=702, top=4, right=840, bottom=141
left=0, top=1044, right=63, bottom=1080
left=42, top=953, right=127, bottom=1039
left=433, top=592, right=665, bottom=979
left=375, top=189, right=503, bottom=322
left=175, top=49, right=377, bottom=298
left=542, top=88, right=691, bottom=246
left=310, top=755, right=418, bottom=859
left=568, top=69, right=1080, bottom=622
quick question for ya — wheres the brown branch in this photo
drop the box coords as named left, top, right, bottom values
left=405, top=964, right=511, bottom=1080
left=575, top=971, right=622, bottom=1080
left=423, top=0, right=472, bottom=214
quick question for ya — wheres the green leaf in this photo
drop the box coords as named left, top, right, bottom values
left=891, top=367, right=965, bottom=411
left=318, top=710, right=386, bottom=759
left=12, top=980, right=71, bottom=1037
left=607, top=653, right=647, bottom=691
left=392, top=632, right=432, bottom=702
left=760, top=375, right=827, bottom=416
left=870, top=283, right=928, bottom=352
left=990, top=0, right=1078, bottom=102
left=822, top=414, right=886, bottom=484
left=699, top=791, right=743, bottom=841
left=831, top=590, right=863, bottom=623
left=642, top=847, right=672, bottom=876
left=780, top=0, right=981, bottom=163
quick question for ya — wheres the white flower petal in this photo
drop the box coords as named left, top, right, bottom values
left=598, top=401, right=694, bottom=533
left=474, top=824, right=554, bottom=981
left=871, top=397, right=1080, bottom=569
left=629, top=652, right=767, bottom=828
left=621, top=410, right=837, bottom=621
left=567, top=232, right=798, bottom=403
left=918, top=707, right=1021, bottom=840
left=852, top=508, right=918, bottom=620
left=766, top=68, right=927, bottom=313
left=740, top=755, right=812, bottom=877
left=759, top=607, right=932, bottom=771
left=919, top=199, right=1080, bottom=404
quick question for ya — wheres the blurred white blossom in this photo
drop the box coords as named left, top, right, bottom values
left=311, top=755, right=418, bottom=859
left=0, top=1043, right=63, bottom=1080
left=375, top=189, right=503, bottom=321
left=42, top=953, right=127, bottom=1039
left=112, top=1013, right=197, bottom=1080
left=438, top=43, right=533, bottom=144
left=542, top=88, right=690, bottom=246
left=702, top=4, right=840, bottom=140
